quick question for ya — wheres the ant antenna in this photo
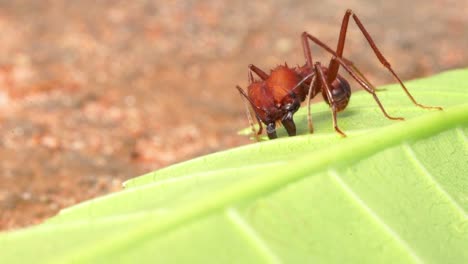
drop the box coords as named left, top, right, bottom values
left=236, top=85, right=263, bottom=111
left=290, top=72, right=316, bottom=93
left=236, top=85, right=263, bottom=140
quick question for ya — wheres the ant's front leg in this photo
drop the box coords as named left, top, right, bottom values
left=281, top=111, right=296, bottom=137
left=249, top=64, right=269, bottom=81
left=266, top=122, right=278, bottom=139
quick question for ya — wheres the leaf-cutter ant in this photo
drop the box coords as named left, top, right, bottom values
left=236, top=9, right=442, bottom=140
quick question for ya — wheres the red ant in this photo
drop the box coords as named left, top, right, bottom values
left=236, top=9, right=442, bottom=140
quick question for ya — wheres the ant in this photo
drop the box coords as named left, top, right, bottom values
left=236, top=9, right=442, bottom=140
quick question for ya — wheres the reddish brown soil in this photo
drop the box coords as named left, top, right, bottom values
left=1, top=1, right=467, bottom=230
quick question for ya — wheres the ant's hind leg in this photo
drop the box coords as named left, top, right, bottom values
left=330, top=57, right=405, bottom=121
left=349, top=12, right=442, bottom=110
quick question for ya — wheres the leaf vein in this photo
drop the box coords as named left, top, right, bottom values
left=456, top=127, right=467, bottom=144
left=403, top=144, right=467, bottom=217
left=328, top=169, right=424, bottom=264
left=226, top=208, right=282, bottom=264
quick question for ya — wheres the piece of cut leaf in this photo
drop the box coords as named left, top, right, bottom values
left=0, top=69, right=467, bottom=264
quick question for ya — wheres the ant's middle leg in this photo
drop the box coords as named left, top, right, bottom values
left=301, top=32, right=405, bottom=121
left=302, top=30, right=374, bottom=91
left=301, top=31, right=372, bottom=92
left=306, top=75, right=317, bottom=134
left=314, top=62, right=346, bottom=137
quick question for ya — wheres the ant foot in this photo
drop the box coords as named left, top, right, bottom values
left=374, top=87, right=387, bottom=92
left=416, top=103, right=443, bottom=111
left=427, top=105, right=443, bottom=111
left=308, top=124, right=314, bottom=134
left=334, top=127, right=347, bottom=137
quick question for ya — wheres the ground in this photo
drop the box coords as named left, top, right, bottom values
left=0, top=0, right=467, bottom=230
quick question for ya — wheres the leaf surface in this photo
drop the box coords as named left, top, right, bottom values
left=1, top=69, right=467, bottom=263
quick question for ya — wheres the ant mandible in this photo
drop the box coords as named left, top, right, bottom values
left=236, top=9, right=442, bottom=140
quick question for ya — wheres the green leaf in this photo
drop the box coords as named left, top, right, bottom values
left=1, top=69, right=467, bottom=264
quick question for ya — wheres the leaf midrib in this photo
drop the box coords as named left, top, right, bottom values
left=54, top=104, right=468, bottom=263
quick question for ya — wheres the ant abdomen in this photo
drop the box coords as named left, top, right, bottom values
left=323, top=75, right=351, bottom=112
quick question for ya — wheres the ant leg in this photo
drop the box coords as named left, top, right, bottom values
left=303, top=29, right=369, bottom=89
left=247, top=65, right=265, bottom=136
left=236, top=85, right=264, bottom=139
left=325, top=10, right=353, bottom=83
left=349, top=11, right=442, bottom=110
left=330, top=57, right=405, bottom=121
left=248, top=64, right=269, bottom=81
left=301, top=32, right=373, bottom=89
left=253, top=114, right=263, bottom=135
left=286, top=71, right=317, bottom=134
left=301, top=31, right=357, bottom=68
left=248, top=68, right=255, bottom=84
left=302, top=31, right=404, bottom=121
left=266, top=122, right=277, bottom=139
left=236, top=85, right=263, bottom=113
left=306, top=75, right=317, bottom=134
left=281, top=111, right=296, bottom=137
left=315, top=62, right=346, bottom=137
left=301, top=32, right=315, bottom=68
left=302, top=31, right=393, bottom=93
left=347, top=63, right=385, bottom=92
left=243, top=98, right=261, bottom=140
left=237, top=85, right=260, bottom=138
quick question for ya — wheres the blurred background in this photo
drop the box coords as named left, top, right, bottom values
left=0, top=0, right=466, bottom=230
